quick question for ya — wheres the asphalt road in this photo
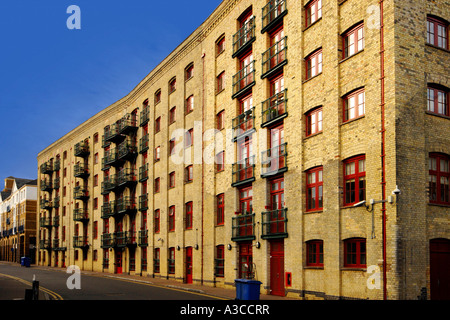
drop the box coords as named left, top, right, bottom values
left=0, top=262, right=221, bottom=300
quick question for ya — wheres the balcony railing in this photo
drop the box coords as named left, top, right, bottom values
left=114, top=231, right=127, bottom=248
left=140, top=106, right=150, bottom=126
left=73, top=236, right=89, bottom=248
left=101, top=201, right=116, bottom=219
left=118, top=138, right=138, bottom=160
left=52, top=215, right=60, bottom=227
left=261, top=0, right=288, bottom=33
left=73, top=186, right=89, bottom=200
left=40, top=239, right=51, bottom=250
left=261, top=89, right=287, bottom=127
left=104, top=123, right=123, bottom=143
left=232, top=60, right=255, bottom=98
left=39, top=217, right=52, bottom=228
left=139, top=134, right=149, bottom=153
left=53, top=196, right=60, bottom=208
left=116, top=196, right=137, bottom=215
left=139, top=194, right=149, bottom=211
left=103, top=148, right=120, bottom=167
left=53, top=159, right=61, bottom=171
left=53, top=177, right=60, bottom=189
left=261, top=208, right=288, bottom=239
left=232, top=213, right=255, bottom=241
left=261, top=142, right=288, bottom=177
left=232, top=107, right=255, bottom=141
left=139, top=164, right=149, bottom=182
left=118, top=113, right=138, bottom=135
left=74, top=141, right=89, bottom=157
left=101, top=175, right=116, bottom=194
left=73, top=208, right=89, bottom=222
left=138, top=230, right=148, bottom=247
left=116, top=168, right=137, bottom=188
left=40, top=162, right=53, bottom=174
left=102, top=135, right=111, bottom=148
left=232, top=16, right=256, bottom=57
left=232, top=156, right=256, bottom=187
left=125, top=231, right=137, bottom=247
left=74, top=162, right=89, bottom=178
left=40, top=180, right=53, bottom=191
left=261, top=36, right=287, bottom=78
left=40, top=199, right=52, bottom=209
left=101, top=233, right=115, bottom=248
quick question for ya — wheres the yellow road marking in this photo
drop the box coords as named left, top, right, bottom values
left=0, top=273, right=63, bottom=300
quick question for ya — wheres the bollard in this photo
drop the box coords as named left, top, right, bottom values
left=24, top=289, right=33, bottom=300
left=32, top=280, right=39, bottom=300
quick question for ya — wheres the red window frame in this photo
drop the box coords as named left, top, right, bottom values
left=217, top=71, right=225, bottom=93
left=169, top=106, right=176, bottom=124
left=154, top=209, right=160, bottom=233
left=169, top=138, right=176, bottom=155
left=215, top=245, right=225, bottom=277
left=154, top=248, right=160, bottom=273
left=169, top=172, right=175, bottom=189
left=154, top=89, right=161, bottom=105
left=217, top=110, right=225, bottom=130
left=305, top=107, right=323, bottom=136
left=217, top=36, right=225, bottom=55
left=343, top=155, right=366, bottom=206
left=216, top=151, right=225, bottom=172
left=155, top=146, right=161, bottom=161
left=168, top=247, right=175, bottom=274
left=427, top=16, right=449, bottom=50
left=305, top=0, right=322, bottom=27
left=185, top=202, right=193, bottom=230
left=154, top=177, right=160, bottom=193
left=305, top=49, right=322, bottom=80
left=429, top=153, right=450, bottom=205
left=185, top=128, right=193, bottom=148
left=216, top=193, right=225, bottom=225
left=306, top=166, right=323, bottom=212
left=185, top=64, right=194, bottom=80
left=169, top=205, right=175, bottom=232
left=306, top=240, right=324, bottom=267
left=239, top=186, right=253, bottom=214
left=342, top=23, right=364, bottom=59
left=155, top=117, right=161, bottom=133
left=93, top=221, right=98, bottom=239
left=186, top=95, right=194, bottom=114
left=344, top=238, right=366, bottom=268
left=343, top=88, right=365, bottom=122
left=427, top=86, right=449, bottom=117
left=169, top=78, right=176, bottom=94
left=185, top=165, right=193, bottom=182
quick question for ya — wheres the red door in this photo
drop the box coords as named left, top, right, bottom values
left=270, top=240, right=285, bottom=296
left=116, top=251, right=122, bottom=274
left=186, top=247, right=193, bottom=284
left=239, top=242, right=253, bottom=279
left=430, top=239, right=450, bottom=300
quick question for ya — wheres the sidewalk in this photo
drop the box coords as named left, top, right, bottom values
left=33, top=263, right=299, bottom=300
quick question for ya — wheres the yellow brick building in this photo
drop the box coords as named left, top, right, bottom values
left=37, top=0, right=450, bottom=300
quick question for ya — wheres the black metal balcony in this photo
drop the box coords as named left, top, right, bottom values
left=53, top=177, right=60, bottom=189
left=117, top=138, right=138, bottom=161
left=139, top=134, right=149, bottom=154
left=53, top=196, right=60, bottom=208
left=139, top=164, right=149, bottom=182
left=73, top=208, right=89, bottom=222
left=101, top=135, right=111, bottom=148
left=232, top=60, right=255, bottom=99
left=140, top=106, right=150, bottom=127
left=39, top=217, right=52, bottom=228
left=73, top=186, right=89, bottom=200
left=74, top=162, right=89, bottom=178
left=101, top=233, right=115, bottom=248
left=104, top=123, right=124, bottom=143
left=261, top=208, right=288, bottom=239
left=232, top=156, right=256, bottom=187
left=232, top=16, right=256, bottom=58
left=101, top=201, right=116, bottom=219
left=232, top=213, right=255, bottom=241
left=73, top=236, right=89, bottom=248
left=138, top=230, right=148, bottom=247
left=139, top=194, right=149, bottom=211
left=232, top=107, right=255, bottom=141
left=103, top=148, right=122, bottom=167
left=40, top=239, right=51, bottom=250
left=40, top=199, right=52, bottom=210
left=261, top=0, right=288, bottom=34
left=114, top=231, right=127, bottom=248
left=116, top=168, right=137, bottom=189
left=52, top=215, right=60, bottom=227
left=116, top=196, right=137, bottom=215
left=53, top=159, right=61, bottom=171
left=261, top=142, right=288, bottom=177
left=261, top=89, right=287, bottom=127
left=118, top=113, right=138, bottom=135
left=101, top=175, right=116, bottom=194
left=40, top=180, right=53, bottom=191
left=40, top=162, right=53, bottom=174
left=261, top=36, right=287, bottom=79
left=125, top=231, right=137, bottom=247
left=74, top=141, right=89, bottom=157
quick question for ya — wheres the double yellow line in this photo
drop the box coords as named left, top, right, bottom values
left=0, top=273, right=63, bottom=300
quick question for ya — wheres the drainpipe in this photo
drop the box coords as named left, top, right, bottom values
left=379, top=0, right=387, bottom=300
left=201, top=50, right=206, bottom=285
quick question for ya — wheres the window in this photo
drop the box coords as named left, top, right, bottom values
left=169, top=138, right=176, bottom=155
left=216, top=35, right=225, bottom=55
left=427, top=16, right=448, bottom=50
left=343, top=88, right=365, bottom=122
left=154, top=209, right=160, bottom=233
left=154, top=177, right=160, bottom=193
left=185, top=63, right=194, bottom=80
left=217, top=71, right=225, bottom=93
left=342, top=23, right=364, bottom=59
left=216, top=151, right=225, bottom=172
left=216, top=193, right=224, bottom=226
left=427, top=86, right=449, bottom=117
left=217, top=110, right=225, bottom=130
left=169, top=77, right=176, bottom=94
left=306, top=240, right=324, bottom=267
left=168, top=247, right=175, bottom=274
left=155, top=146, right=161, bottom=161
left=185, top=165, right=193, bottom=182
left=94, top=174, right=99, bottom=187
left=186, top=95, right=194, bottom=114
left=215, top=245, right=225, bottom=277
left=94, top=197, right=98, bottom=210
left=185, top=202, right=193, bottom=230
left=169, top=172, right=175, bottom=189
left=154, top=248, right=160, bottom=273
left=429, top=153, right=450, bottom=205
left=185, top=128, right=193, bottom=148
left=154, top=89, right=161, bottom=105
left=306, top=166, right=323, bottom=211
left=305, top=0, right=322, bottom=27
left=155, top=117, right=161, bottom=133
left=93, top=221, right=98, bottom=239
left=305, top=49, right=322, bottom=79
left=94, top=133, right=99, bottom=144
left=344, top=155, right=366, bottom=206
left=344, top=238, right=366, bottom=268
left=169, top=206, right=175, bottom=231
left=305, top=107, right=323, bottom=136
left=169, top=106, right=176, bottom=124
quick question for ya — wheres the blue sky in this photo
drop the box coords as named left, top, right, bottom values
left=0, top=0, right=222, bottom=187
